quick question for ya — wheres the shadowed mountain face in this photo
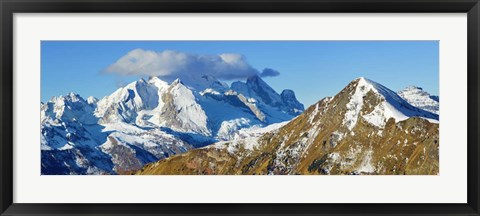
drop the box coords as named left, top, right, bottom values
left=136, top=78, right=439, bottom=175
left=41, top=75, right=304, bottom=175
left=231, top=75, right=304, bottom=117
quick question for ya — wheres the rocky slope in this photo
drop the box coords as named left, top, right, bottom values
left=41, top=75, right=304, bottom=174
left=136, top=78, right=439, bottom=175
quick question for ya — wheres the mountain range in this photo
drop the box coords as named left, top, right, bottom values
left=135, top=78, right=439, bottom=175
left=41, top=74, right=439, bottom=175
left=41, top=75, right=304, bottom=174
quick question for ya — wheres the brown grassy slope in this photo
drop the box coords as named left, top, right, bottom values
left=136, top=79, right=439, bottom=175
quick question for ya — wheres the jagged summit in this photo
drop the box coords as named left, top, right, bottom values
left=66, top=92, right=80, bottom=98
left=41, top=74, right=304, bottom=175
left=87, top=96, right=98, bottom=105
left=50, top=92, right=82, bottom=103
left=48, top=92, right=87, bottom=110
left=171, top=78, right=183, bottom=85
left=246, top=75, right=282, bottom=105
left=398, top=85, right=439, bottom=114
left=230, top=75, right=304, bottom=116
left=42, top=92, right=97, bottom=125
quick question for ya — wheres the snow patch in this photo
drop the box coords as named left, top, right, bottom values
left=356, top=149, right=375, bottom=173
left=343, top=77, right=373, bottom=130
left=59, top=143, right=74, bottom=150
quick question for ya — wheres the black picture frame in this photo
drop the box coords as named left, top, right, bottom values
left=1, top=0, right=479, bottom=215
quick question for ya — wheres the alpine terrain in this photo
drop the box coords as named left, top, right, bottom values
left=136, top=77, right=439, bottom=175
left=41, top=75, right=304, bottom=174
left=398, top=86, right=439, bottom=114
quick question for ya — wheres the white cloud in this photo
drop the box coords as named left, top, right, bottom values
left=104, top=49, right=276, bottom=82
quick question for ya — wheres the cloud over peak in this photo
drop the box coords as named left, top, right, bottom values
left=260, top=68, right=280, bottom=78
left=104, top=49, right=279, bottom=82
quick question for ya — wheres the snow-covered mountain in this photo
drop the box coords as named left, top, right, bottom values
left=398, top=86, right=439, bottom=114
left=137, top=77, right=439, bottom=175
left=344, top=78, right=438, bottom=130
left=41, top=75, right=304, bottom=174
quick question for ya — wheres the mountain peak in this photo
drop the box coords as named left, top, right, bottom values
left=246, top=75, right=264, bottom=85
left=281, top=89, right=295, bottom=96
left=61, top=92, right=83, bottom=103
left=350, top=77, right=403, bottom=100
left=48, top=92, right=83, bottom=105
left=196, top=75, right=228, bottom=92
left=171, top=78, right=184, bottom=86
left=341, top=77, right=438, bottom=130
left=345, top=77, right=380, bottom=95
left=403, top=85, right=423, bottom=91
left=355, top=76, right=367, bottom=81
left=398, top=85, right=433, bottom=97
left=245, top=75, right=282, bottom=106
left=42, top=91, right=97, bottom=125
left=135, top=77, right=440, bottom=175
left=281, top=89, right=304, bottom=112
left=148, top=76, right=169, bottom=89
left=200, top=74, right=216, bottom=82
left=247, top=74, right=260, bottom=80
left=353, top=77, right=376, bottom=88
left=87, top=96, right=98, bottom=105
left=66, top=92, right=77, bottom=97
left=398, top=85, right=439, bottom=114
left=135, top=78, right=149, bottom=88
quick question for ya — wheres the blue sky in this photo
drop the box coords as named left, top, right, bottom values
left=41, top=41, right=439, bottom=107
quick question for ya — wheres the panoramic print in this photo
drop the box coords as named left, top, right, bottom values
left=41, top=41, right=439, bottom=175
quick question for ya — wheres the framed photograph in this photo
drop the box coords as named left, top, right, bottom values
left=1, top=0, right=479, bottom=215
